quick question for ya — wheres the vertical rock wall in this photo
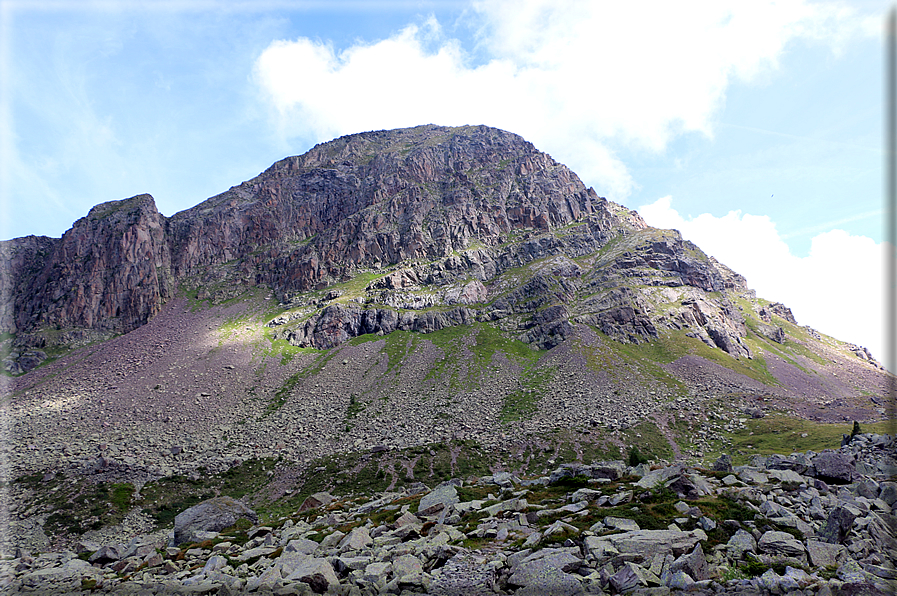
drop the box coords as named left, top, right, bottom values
left=8, top=194, right=173, bottom=335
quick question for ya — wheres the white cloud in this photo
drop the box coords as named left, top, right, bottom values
left=638, top=195, right=888, bottom=364
left=253, top=0, right=875, bottom=202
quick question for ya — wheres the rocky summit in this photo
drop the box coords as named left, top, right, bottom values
left=0, top=124, right=893, bottom=595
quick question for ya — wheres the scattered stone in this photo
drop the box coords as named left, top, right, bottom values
left=711, top=453, right=733, bottom=473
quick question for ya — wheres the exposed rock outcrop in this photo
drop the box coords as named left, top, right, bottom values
left=2, top=125, right=767, bottom=366
left=1, top=194, right=173, bottom=374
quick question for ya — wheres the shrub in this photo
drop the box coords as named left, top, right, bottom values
left=628, top=446, right=649, bottom=467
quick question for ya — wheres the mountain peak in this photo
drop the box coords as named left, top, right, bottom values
left=2, top=125, right=886, bottom=389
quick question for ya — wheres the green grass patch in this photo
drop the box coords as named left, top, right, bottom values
left=261, top=327, right=313, bottom=365
left=110, top=483, right=135, bottom=510
left=139, top=459, right=276, bottom=526
left=450, top=441, right=495, bottom=479
left=14, top=473, right=137, bottom=537
left=621, top=419, right=675, bottom=462
left=728, top=414, right=893, bottom=464
left=500, top=365, right=555, bottom=422
left=344, top=393, right=365, bottom=429
left=267, top=372, right=301, bottom=415
left=324, top=271, right=383, bottom=300
left=424, top=323, right=540, bottom=390
left=607, top=328, right=779, bottom=388
left=382, top=331, right=418, bottom=371
left=469, top=325, right=540, bottom=366
left=580, top=333, right=687, bottom=394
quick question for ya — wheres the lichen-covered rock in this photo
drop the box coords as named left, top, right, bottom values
left=669, top=543, right=709, bottom=581
left=338, top=526, right=373, bottom=552
left=806, top=540, right=847, bottom=568
left=711, top=453, right=733, bottom=473
left=298, top=491, right=334, bottom=512
left=508, top=548, right=583, bottom=595
left=604, top=529, right=706, bottom=559
left=283, top=557, right=340, bottom=593
left=758, top=531, right=806, bottom=558
left=817, top=505, right=860, bottom=544
left=417, top=481, right=460, bottom=516
left=173, top=496, right=258, bottom=545
left=726, top=529, right=757, bottom=559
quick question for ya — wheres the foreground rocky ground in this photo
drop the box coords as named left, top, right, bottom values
left=3, top=432, right=894, bottom=595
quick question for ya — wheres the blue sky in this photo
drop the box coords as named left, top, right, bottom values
left=1, top=0, right=891, bottom=363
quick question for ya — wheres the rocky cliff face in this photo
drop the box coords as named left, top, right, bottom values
left=2, top=194, right=173, bottom=339
left=166, top=124, right=606, bottom=292
left=3, top=126, right=608, bottom=338
left=0, top=125, right=878, bottom=374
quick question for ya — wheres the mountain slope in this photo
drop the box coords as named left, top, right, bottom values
left=0, top=125, right=891, bottom=553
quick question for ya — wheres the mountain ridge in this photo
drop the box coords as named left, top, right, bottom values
left=4, top=123, right=849, bottom=374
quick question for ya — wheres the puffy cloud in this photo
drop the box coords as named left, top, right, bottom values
left=253, top=0, right=875, bottom=201
left=638, top=195, right=887, bottom=364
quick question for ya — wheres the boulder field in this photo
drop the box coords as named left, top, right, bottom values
left=2, top=432, right=894, bottom=595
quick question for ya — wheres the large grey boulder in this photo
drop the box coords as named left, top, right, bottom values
left=88, top=544, right=124, bottom=564
left=726, top=529, right=757, bottom=559
left=817, top=504, right=860, bottom=544
left=766, top=453, right=809, bottom=474
left=339, top=526, right=373, bottom=552
left=548, top=463, right=586, bottom=484
left=362, top=561, right=392, bottom=585
left=757, top=568, right=801, bottom=594
left=284, top=538, right=320, bottom=555
left=298, top=491, right=334, bottom=512
left=418, top=481, right=459, bottom=516
left=758, top=531, right=806, bottom=558
left=806, top=540, right=847, bottom=568
left=173, top=496, right=258, bottom=545
left=609, top=562, right=654, bottom=593
left=811, top=451, right=855, bottom=484
left=604, top=529, right=705, bottom=559
left=736, top=467, right=769, bottom=484
left=508, top=548, right=583, bottom=596
left=664, top=569, right=695, bottom=590
left=635, top=464, right=685, bottom=489
left=283, top=557, right=340, bottom=593
left=590, top=460, right=626, bottom=481
left=767, top=468, right=804, bottom=484
left=711, top=453, right=733, bottom=473
left=20, top=558, right=103, bottom=588
left=878, top=481, right=897, bottom=506
left=603, top=516, right=640, bottom=531
left=583, top=535, right=619, bottom=560
left=392, top=554, right=423, bottom=578
left=669, top=543, right=709, bottom=581
left=570, top=487, right=603, bottom=503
